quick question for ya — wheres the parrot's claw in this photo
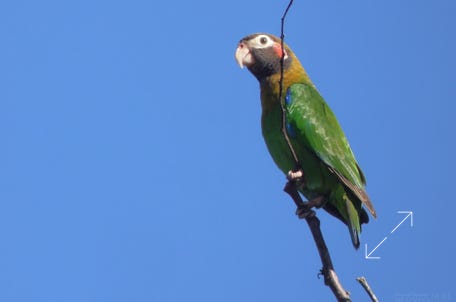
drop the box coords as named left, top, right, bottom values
left=308, top=195, right=326, bottom=208
left=287, top=169, right=304, bottom=182
left=295, top=196, right=325, bottom=219
left=296, top=206, right=315, bottom=219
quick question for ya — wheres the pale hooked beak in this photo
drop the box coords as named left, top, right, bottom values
left=235, top=42, right=254, bottom=68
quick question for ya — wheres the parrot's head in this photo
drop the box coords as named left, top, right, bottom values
left=235, top=33, right=296, bottom=82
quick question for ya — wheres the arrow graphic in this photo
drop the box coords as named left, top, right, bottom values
left=365, top=211, right=413, bottom=260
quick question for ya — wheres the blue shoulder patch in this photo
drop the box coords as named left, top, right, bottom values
left=285, top=89, right=292, bottom=105
left=284, top=89, right=296, bottom=138
left=286, top=121, right=296, bottom=138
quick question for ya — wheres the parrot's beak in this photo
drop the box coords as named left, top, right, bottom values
left=235, top=43, right=254, bottom=68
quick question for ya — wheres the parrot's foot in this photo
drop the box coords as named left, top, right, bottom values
left=287, top=169, right=303, bottom=182
left=296, top=196, right=325, bottom=219
left=296, top=206, right=315, bottom=219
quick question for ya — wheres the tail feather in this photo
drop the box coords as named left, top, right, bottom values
left=345, top=197, right=361, bottom=249
left=348, top=225, right=360, bottom=249
left=324, top=185, right=368, bottom=249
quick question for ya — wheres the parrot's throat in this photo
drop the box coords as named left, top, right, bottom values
left=259, top=73, right=292, bottom=113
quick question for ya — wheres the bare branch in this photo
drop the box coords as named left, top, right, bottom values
left=278, top=2, right=378, bottom=301
left=279, top=2, right=350, bottom=299
left=284, top=181, right=351, bottom=302
left=356, top=277, right=379, bottom=302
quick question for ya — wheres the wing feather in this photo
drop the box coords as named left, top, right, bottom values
left=286, top=83, right=376, bottom=217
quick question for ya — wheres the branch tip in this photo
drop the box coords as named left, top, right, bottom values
left=356, top=277, right=379, bottom=302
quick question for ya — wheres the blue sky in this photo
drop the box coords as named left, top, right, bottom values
left=1, top=0, right=455, bottom=301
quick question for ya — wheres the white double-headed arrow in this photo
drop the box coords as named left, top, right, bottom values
left=365, top=211, right=413, bottom=260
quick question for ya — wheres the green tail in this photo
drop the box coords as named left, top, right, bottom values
left=345, top=196, right=361, bottom=249
left=329, top=185, right=362, bottom=249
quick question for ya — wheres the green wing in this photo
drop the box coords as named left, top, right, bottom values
left=286, top=83, right=376, bottom=217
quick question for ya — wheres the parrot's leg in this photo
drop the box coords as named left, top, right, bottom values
left=284, top=175, right=325, bottom=219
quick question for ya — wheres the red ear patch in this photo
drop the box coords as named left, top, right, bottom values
left=272, top=43, right=288, bottom=58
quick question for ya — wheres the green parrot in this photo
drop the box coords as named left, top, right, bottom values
left=235, top=33, right=376, bottom=249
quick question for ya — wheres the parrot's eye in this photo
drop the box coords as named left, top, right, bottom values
left=254, top=35, right=273, bottom=48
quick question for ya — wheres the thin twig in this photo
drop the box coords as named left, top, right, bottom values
left=284, top=181, right=351, bottom=302
left=356, top=277, right=379, bottom=302
left=278, top=0, right=300, bottom=168
left=279, top=2, right=350, bottom=299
